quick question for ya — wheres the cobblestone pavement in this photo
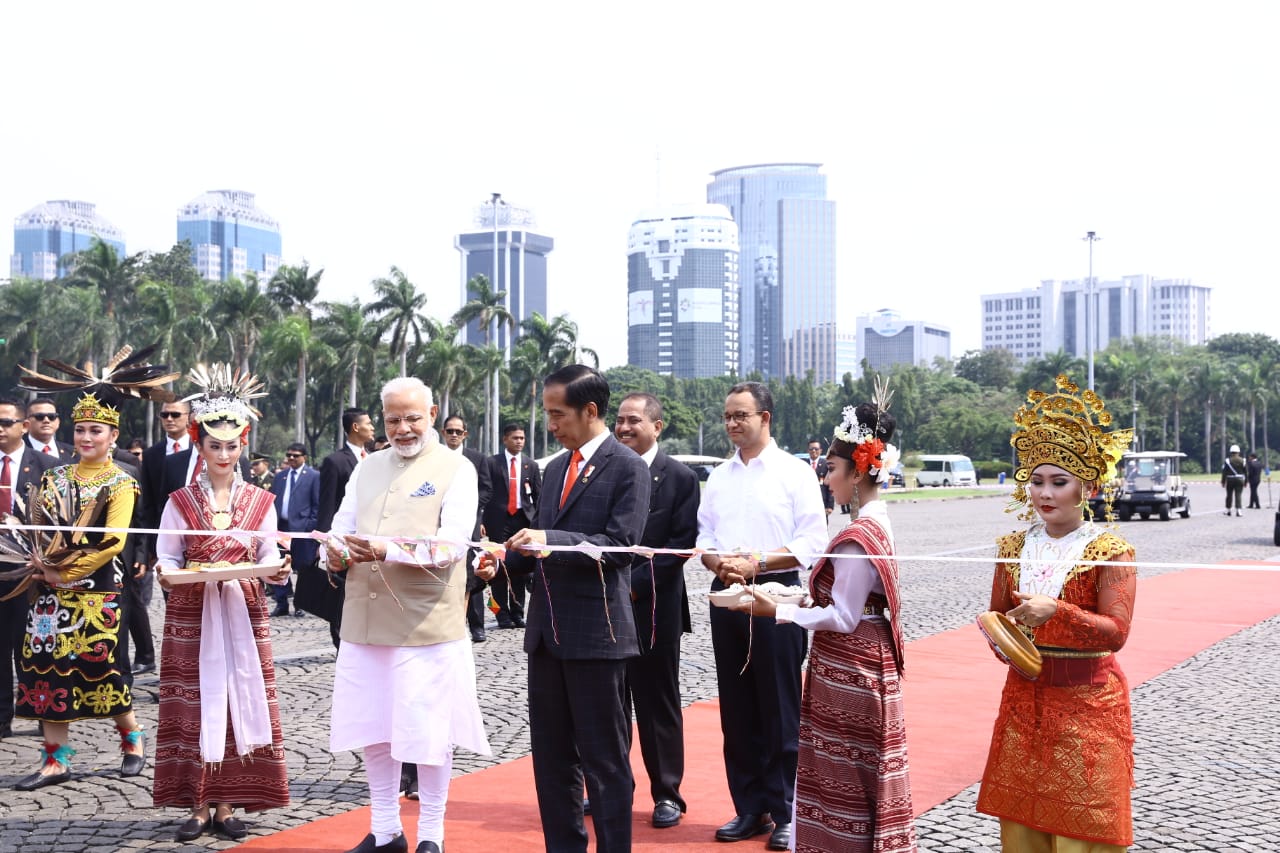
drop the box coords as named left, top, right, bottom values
left=1, top=482, right=1275, bottom=851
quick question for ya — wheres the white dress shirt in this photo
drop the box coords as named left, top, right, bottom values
left=696, top=438, right=828, bottom=573
left=775, top=499, right=891, bottom=629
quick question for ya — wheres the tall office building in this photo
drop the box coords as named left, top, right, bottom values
left=454, top=201, right=553, bottom=354
left=11, top=200, right=126, bottom=280
left=855, top=309, right=952, bottom=376
left=706, top=163, right=835, bottom=379
left=177, top=190, right=282, bottom=282
left=981, top=276, right=1212, bottom=363
left=627, top=204, right=739, bottom=379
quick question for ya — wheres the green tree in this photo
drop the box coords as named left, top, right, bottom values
left=212, top=273, right=280, bottom=377
left=453, top=274, right=514, bottom=453
left=955, top=348, right=1018, bottom=390
left=367, top=266, right=429, bottom=378
left=63, top=237, right=142, bottom=363
left=316, top=299, right=380, bottom=409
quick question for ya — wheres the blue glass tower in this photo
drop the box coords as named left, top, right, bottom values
left=177, top=190, right=281, bottom=281
left=10, top=200, right=126, bottom=280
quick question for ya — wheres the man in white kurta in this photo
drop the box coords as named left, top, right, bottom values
left=326, top=377, right=492, bottom=853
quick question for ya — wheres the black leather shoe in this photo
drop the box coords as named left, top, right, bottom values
left=416, top=842, right=442, bottom=853
left=511, top=616, right=526, bottom=628
left=175, top=817, right=209, bottom=841
left=405, top=776, right=418, bottom=800
left=470, top=628, right=486, bottom=643
left=766, top=822, right=791, bottom=851
left=652, top=799, right=683, bottom=828
left=15, top=768, right=72, bottom=791
left=271, top=605, right=289, bottom=617
left=213, top=815, right=248, bottom=840
left=714, top=813, right=773, bottom=842
left=120, top=751, right=146, bottom=776
left=344, top=833, right=408, bottom=853
left=0, top=723, right=12, bottom=739
left=131, top=660, right=155, bottom=674
left=497, top=620, right=516, bottom=629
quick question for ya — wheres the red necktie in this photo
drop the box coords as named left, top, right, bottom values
left=361, top=450, right=367, bottom=459
left=173, top=441, right=180, bottom=454
left=508, top=457, right=518, bottom=515
left=42, top=444, right=52, bottom=455
left=0, top=456, right=11, bottom=517
left=559, top=450, right=583, bottom=509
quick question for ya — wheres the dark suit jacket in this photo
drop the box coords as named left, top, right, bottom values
left=136, top=439, right=181, bottom=565
left=462, top=448, right=492, bottom=540
left=809, top=455, right=833, bottom=509
left=28, top=436, right=74, bottom=461
left=506, top=434, right=650, bottom=660
left=482, top=451, right=541, bottom=536
left=0, top=447, right=57, bottom=598
left=272, top=464, right=321, bottom=565
left=632, top=450, right=699, bottom=648
left=317, top=445, right=360, bottom=532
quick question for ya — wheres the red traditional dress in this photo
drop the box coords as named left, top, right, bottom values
left=785, top=502, right=916, bottom=852
left=152, top=482, right=289, bottom=811
left=978, top=526, right=1137, bottom=848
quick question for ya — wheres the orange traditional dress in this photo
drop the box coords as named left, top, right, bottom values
left=977, top=524, right=1136, bottom=849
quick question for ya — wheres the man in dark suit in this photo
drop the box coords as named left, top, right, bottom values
left=305, top=408, right=374, bottom=646
left=482, top=422, right=541, bottom=629
left=25, top=397, right=75, bottom=460
left=806, top=438, right=833, bottom=515
left=440, top=414, right=492, bottom=643
left=485, top=365, right=650, bottom=853
left=270, top=443, right=321, bottom=616
left=131, top=398, right=194, bottom=673
left=614, top=392, right=699, bottom=829
left=0, top=395, right=58, bottom=738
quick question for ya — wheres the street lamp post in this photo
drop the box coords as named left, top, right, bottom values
left=490, top=192, right=502, bottom=455
left=1082, top=231, right=1102, bottom=390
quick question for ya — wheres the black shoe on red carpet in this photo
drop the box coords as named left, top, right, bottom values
left=343, top=833, right=407, bottom=853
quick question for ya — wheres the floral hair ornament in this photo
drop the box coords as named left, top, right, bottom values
left=16, top=343, right=181, bottom=426
left=832, top=375, right=900, bottom=484
left=182, top=363, right=267, bottom=444
left=1009, top=374, right=1133, bottom=521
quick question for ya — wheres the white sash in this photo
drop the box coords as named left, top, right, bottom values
left=199, top=581, right=272, bottom=763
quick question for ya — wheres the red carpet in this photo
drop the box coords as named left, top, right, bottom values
left=239, top=567, right=1280, bottom=851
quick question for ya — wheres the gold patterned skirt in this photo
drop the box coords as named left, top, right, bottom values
left=16, top=585, right=133, bottom=722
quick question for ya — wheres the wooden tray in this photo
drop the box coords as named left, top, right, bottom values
left=159, top=560, right=286, bottom=585
left=977, top=610, right=1042, bottom=680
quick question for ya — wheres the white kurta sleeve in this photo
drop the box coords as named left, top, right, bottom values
left=775, top=540, right=881, bottom=632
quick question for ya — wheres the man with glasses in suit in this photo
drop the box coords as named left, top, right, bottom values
left=0, top=395, right=57, bottom=737
left=271, top=443, right=321, bottom=617
left=25, top=397, right=74, bottom=460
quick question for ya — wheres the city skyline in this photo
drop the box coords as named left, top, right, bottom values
left=2, top=2, right=1276, bottom=374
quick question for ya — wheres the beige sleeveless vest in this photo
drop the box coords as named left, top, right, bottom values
left=340, top=443, right=465, bottom=646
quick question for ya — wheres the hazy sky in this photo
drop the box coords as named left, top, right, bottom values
left=3, top=1, right=1275, bottom=370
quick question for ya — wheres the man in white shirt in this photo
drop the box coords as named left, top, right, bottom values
left=696, top=381, right=828, bottom=851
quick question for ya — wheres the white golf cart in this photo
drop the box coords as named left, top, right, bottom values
left=1102, top=450, right=1191, bottom=522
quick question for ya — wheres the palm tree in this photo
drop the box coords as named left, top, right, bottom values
left=63, top=237, right=141, bottom=364
left=1188, top=356, right=1225, bottom=472
left=0, top=277, right=55, bottom=376
left=515, top=312, right=583, bottom=453
left=264, top=316, right=331, bottom=443
left=269, top=264, right=324, bottom=438
left=366, top=266, right=428, bottom=377
left=453, top=274, right=514, bottom=452
left=417, top=325, right=473, bottom=420
left=316, top=299, right=380, bottom=407
left=213, top=273, right=280, bottom=376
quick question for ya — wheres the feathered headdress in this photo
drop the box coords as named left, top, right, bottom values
left=832, top=375, right=900, bottom=483
left=1010, top=374, right=1133, bottom=520
left=182, top=363, right=266, bottom=443
left=17, top=344, right=180, bottom=425
left=0, top=482, right=113, bottom=601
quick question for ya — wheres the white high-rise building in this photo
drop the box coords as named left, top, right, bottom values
left=854, top=309, right=951, bottom=377
left=981, top=276, right=1212, bottom=363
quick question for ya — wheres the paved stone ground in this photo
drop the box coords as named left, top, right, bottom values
left=1, top=482, right=1276, bottom=851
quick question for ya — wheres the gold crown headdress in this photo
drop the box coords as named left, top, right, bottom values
left=1011, top=374, right=1133, bottom=519
left=17, top=344, right=180, bottom=426
left=181, top=363, right=267, bottom=443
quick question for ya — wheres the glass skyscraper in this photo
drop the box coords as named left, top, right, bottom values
left=176, top=190, right=282, bottom=282
left=706, top=163, right=835, bottom=380
left=454, top=202, right=553, bottom=355
left=627, top=204, right=739, bottom=379
left=10, top=200, right=126, bottom=280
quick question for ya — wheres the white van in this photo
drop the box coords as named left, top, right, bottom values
left=915, top=454, right=976, bottom=487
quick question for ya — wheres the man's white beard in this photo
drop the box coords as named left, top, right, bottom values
left=392, top=436, right=425, bottom=458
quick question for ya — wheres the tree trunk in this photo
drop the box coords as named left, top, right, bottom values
left=528, top=381, right=538, bottom=458
left=1173, top=401, right=1181, bottom=453
left=349, top=360, right=358, bottom=408
left=296, top=354, right=307, bottom=443
left=1204, top=403, right=1212, bottom=473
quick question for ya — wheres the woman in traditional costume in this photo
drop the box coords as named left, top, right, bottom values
left=977, top=374, right=1137, bottom=851
left=152, top=364, right=292, bottom=842
left=734, top=384, right=916, bottom=852
left=11, top=345, right=177, bottom=791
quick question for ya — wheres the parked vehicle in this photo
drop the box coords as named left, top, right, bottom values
left=915, top=454, right=976, bottom=488
left=888, top=463, right=905, bottom=487
left=1095, top=450, right=1190, bottom=522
